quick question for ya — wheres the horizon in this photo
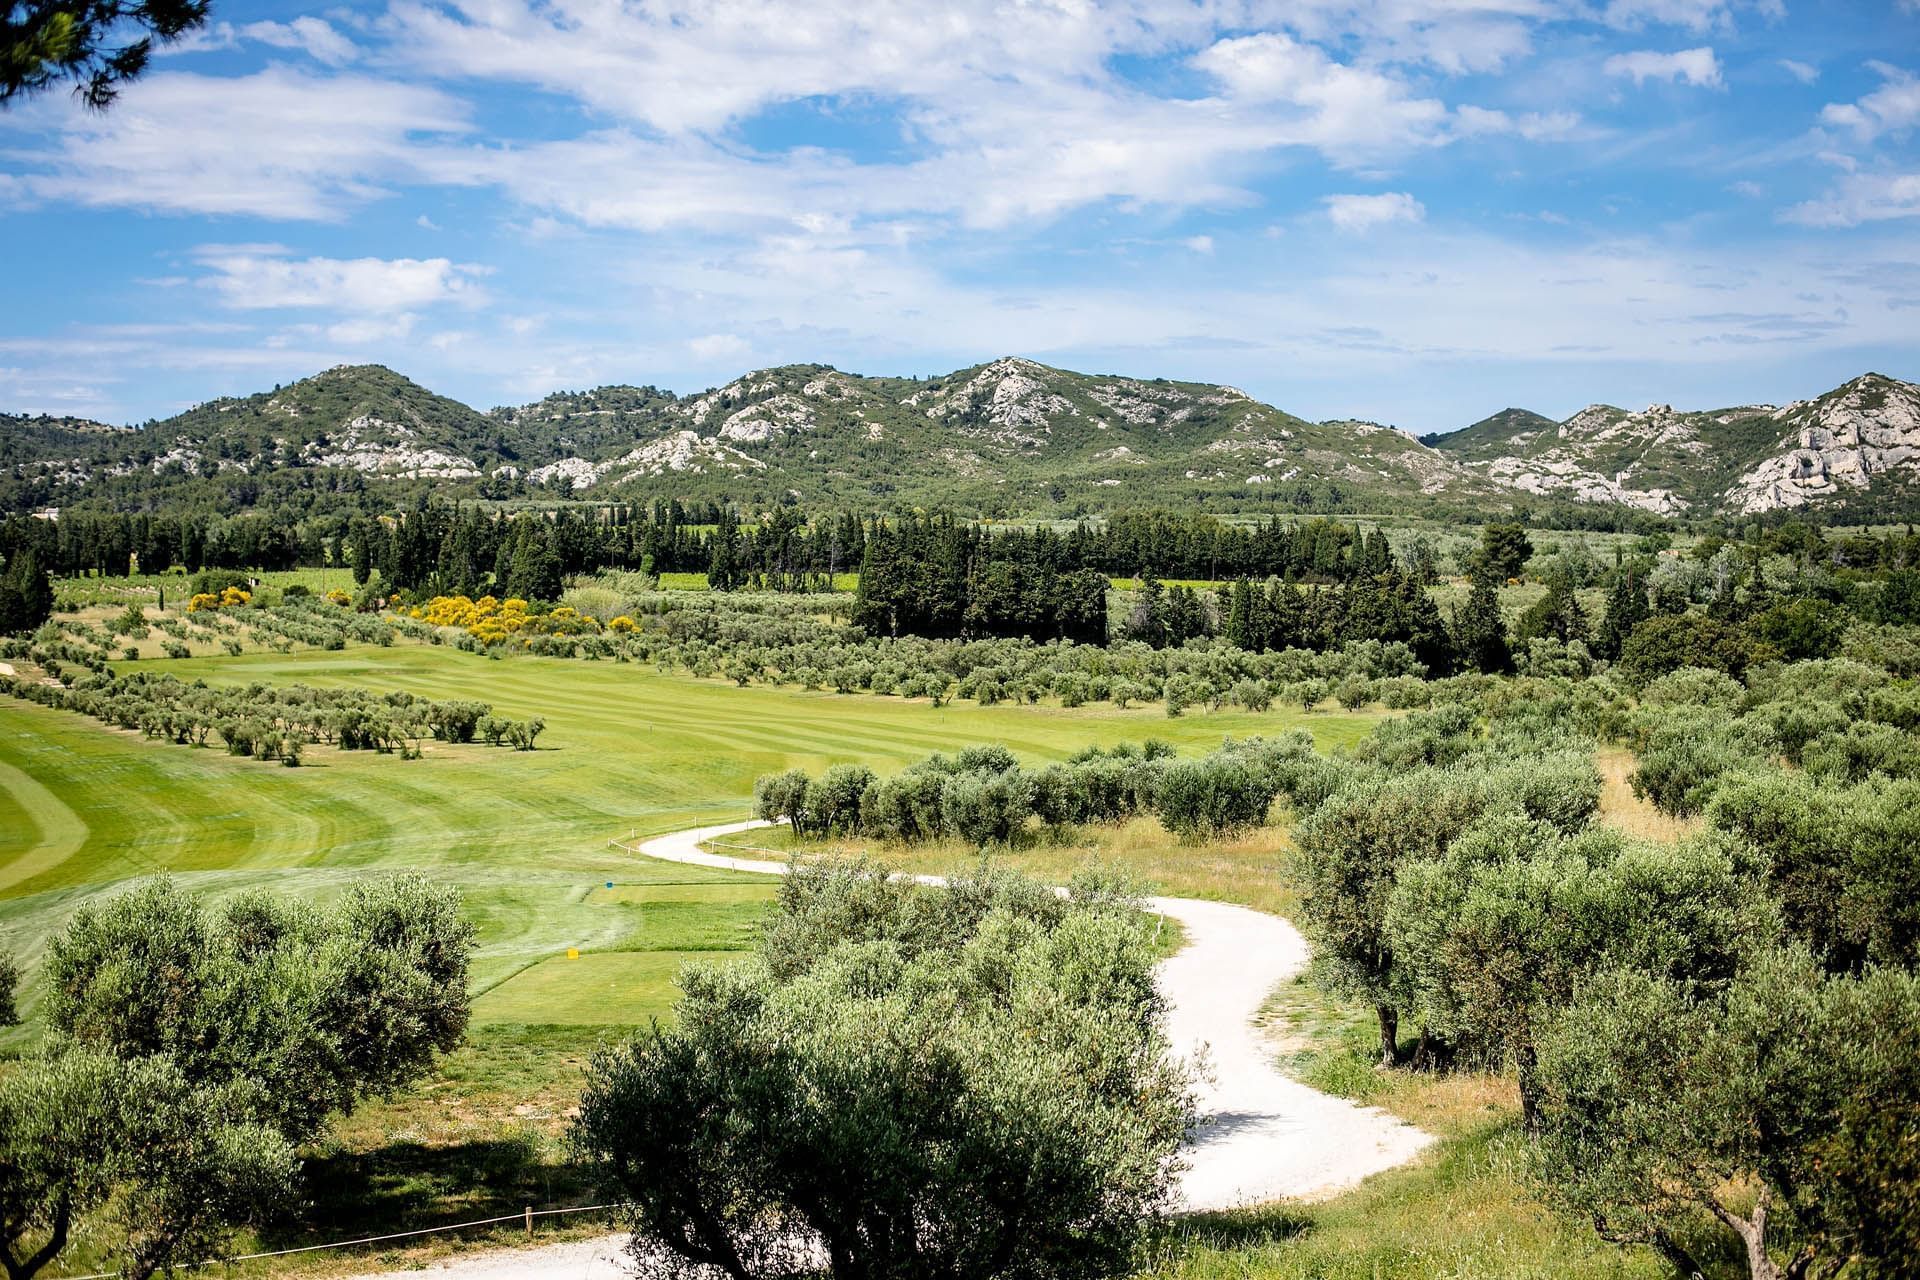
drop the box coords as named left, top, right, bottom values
left=2, top=1, right=1916, bottom=432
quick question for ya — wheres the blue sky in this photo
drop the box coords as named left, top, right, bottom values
left=1, top=0, right=1915, bottom=433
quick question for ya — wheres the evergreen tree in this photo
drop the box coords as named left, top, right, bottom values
left=0, top=546, right=53, bottom=635
left=1450, top=565, right=1512, bottom=673
left=1593, top=555, right=1650, bottom=660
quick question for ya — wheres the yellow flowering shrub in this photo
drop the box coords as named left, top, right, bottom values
left=408, top=595, right=603, bottom=642
left=188, top=586, right=252, bottom=613
left=608, top=615, right=637, bottom=633
left=325, top=589, right=352, bottom=606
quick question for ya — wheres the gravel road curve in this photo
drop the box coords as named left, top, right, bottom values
left=350, top=819, right=1430, bottom=1278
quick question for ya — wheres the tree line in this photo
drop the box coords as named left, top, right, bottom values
left=0, top=670, right=544, bottom=763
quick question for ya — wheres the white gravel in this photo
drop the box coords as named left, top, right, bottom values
left=352, top=820, right=1430, bottom=1278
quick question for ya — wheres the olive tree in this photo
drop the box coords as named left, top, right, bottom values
left=1385, top=820, right=1776, bottom=1125
left=0, top=951, right=15, bottom=1028
left=44, top=874, right=474, bottom=1143
left=572, top=864, right=1193, bottom=1280
left=0, top=1050, right=297, bottom=1280
left=1532, top=949, right=1920, bottom=1280
left=1152, top=753, right=1278, bottom=840
left=1708, top=772, right=1920, bottom=971
left=1294, top=768, right=1491, bottom=1065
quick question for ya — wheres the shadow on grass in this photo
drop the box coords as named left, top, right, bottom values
left=1156, top=1202, right=1316, bottom=1252
left=265, top=1135, right=598, bottom=1246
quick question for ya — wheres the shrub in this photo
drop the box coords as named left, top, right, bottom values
left=1153, top=754, right=1278, bottom=839
left=571, top=865, right=1192, bottom=1280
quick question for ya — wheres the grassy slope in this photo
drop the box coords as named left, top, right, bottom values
left=0, top=639, right=1665, bottom=1278
left=0, top=647, right=1378, bottom=1274
left=0, top=645, right=1373, bottom=1034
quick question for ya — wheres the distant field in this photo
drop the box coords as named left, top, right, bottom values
left=53, top=566, right=356, bottom=608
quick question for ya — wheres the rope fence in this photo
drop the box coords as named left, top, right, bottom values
left=62, top=1203, right=627, bottom=1280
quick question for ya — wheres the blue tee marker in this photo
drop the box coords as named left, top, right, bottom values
left=605, top=881, right=614, bottom=889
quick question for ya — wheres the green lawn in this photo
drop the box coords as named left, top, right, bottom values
left=0, top=640, right=1661, bottom=1279
left=0, top=644, right=1375, bottom=1043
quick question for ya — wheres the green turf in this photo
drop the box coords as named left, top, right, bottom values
left=0, top=643, right=1377, bottom=1047
left=474, top=950, right=746, bottom=1025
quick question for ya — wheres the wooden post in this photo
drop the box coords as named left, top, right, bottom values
left=525, top=1206, right=533, bottom=1239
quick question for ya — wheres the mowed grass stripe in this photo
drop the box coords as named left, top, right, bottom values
left=1, top=643, right=1381, bottom=1042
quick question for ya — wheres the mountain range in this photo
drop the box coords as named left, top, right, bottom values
left=4, top=358, right=1916, bottom=520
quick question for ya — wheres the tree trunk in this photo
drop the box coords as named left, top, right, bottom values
left=1517, top=1040, right=1541, bottom=1132
left=1376, top=1004, right=1399, bottom=1068
left=1705, top=1188, right=1782, bottom=1280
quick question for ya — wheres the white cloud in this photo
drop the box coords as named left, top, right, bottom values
left=1819, top=63, right=1920, bottom=141
left=416, top=214, right=441, bottom=231
left=688, top=333, right=750, bottom=362
left=1192, top=33, right=1449, bottom=158
left=1452, top=105, right=1582, bottom=140
left=241, top=17, right=357, bottom=65
left=1727, top=180, right=1764, bottom=198
left=191, top=248, right=490, bottom=312
left=1600, top=0, right=1777, bottom=32
left=1604, top=47, right=1723, bottom=88
left=2, top=69, right=469, bottom=220
left=1779, top=58, right=1818, bottom=84
left=1183, top=235, right=1215, bottom=253
left=1780, top=172, right=1920, bottom=227
left=1324, top=192, right=1426, bottom=232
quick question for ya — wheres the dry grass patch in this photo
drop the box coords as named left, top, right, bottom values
left=711, top=814, right=1302, bottom=920
left=1594, top=747, right=1700, bottom=843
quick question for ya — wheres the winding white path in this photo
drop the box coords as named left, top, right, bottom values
left=354, top=820, right=1429, bottom=1278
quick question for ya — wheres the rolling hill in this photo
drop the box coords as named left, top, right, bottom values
left=4, top=359, right=1917, bottom=519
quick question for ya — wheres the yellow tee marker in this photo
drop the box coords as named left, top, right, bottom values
left=566, top=947, right=579, bottom=960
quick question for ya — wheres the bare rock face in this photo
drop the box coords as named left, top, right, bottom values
left=304, top=414, right=482, bottom=479
left=1728, top=374, right=1920, bottom=513
left=1438, top=373, right=1920, bottom=515
left=907, top=357, right=1079, bottom=446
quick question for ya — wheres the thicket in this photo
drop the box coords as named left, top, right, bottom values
left=755, top=735, right=1321, bottom=846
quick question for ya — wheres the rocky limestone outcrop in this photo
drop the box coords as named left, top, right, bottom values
left=1727, top=374, right=1920, bottom=513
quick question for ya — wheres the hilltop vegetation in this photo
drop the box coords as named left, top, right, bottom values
left=9, top=358, right=1915, bottom=520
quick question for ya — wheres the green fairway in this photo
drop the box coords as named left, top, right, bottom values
left=0, top=642, right=1378, bottom=1046
left=474, top=949, right=748, bottom=1025
left=0, top=642, right=1379, bottom=1270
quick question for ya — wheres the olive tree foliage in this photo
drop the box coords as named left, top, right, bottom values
left=1532, top=950, right=1920, bottom=1280
left=1708, top=772, right=1920, bottom=972
left=44, top=874, right=476, bottom=1144
left=1294, top=766, right=1494, bottom=1066
left=1384, top=817, right=1777, bottom=1125
left=1629, top=707, right=1780, bottom=818
left=571, top=863, right=1195, bottom=1280
left=0, top=951, right=16, bottom=1028
left=0, top=1050, right=297, bottom=1280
